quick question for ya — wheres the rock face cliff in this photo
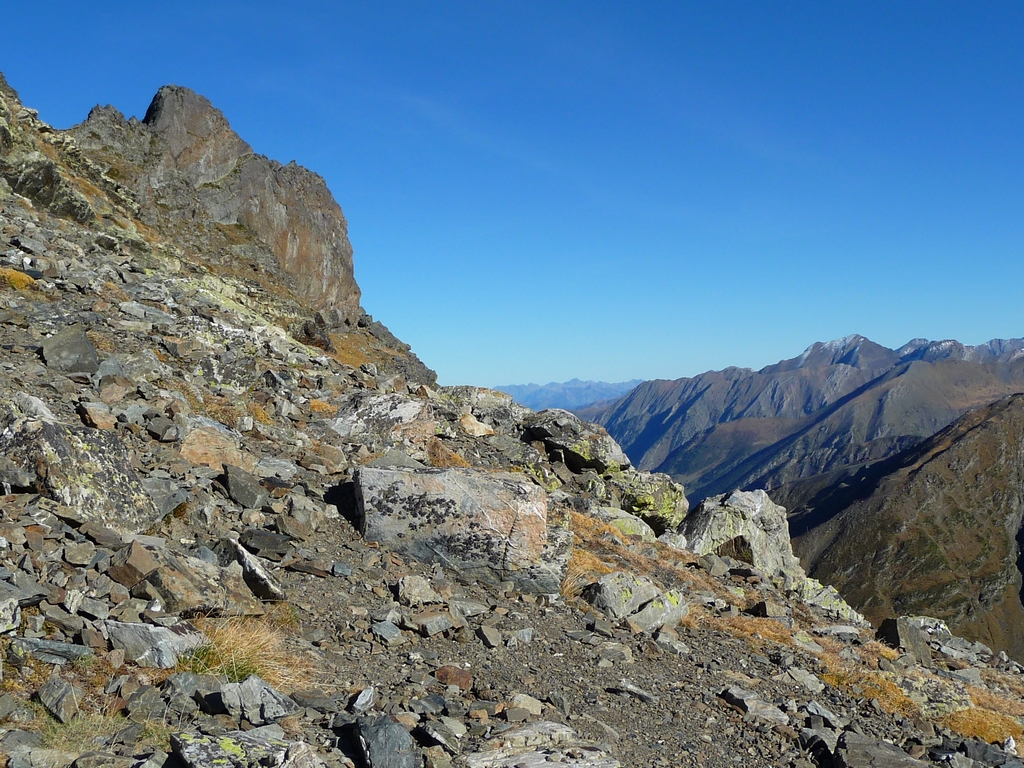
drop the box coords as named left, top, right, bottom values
left=69, top=85, right=361, bottom=324
left=783, top=393, right=1024, bottom=660
left=585, top=334, right=1024, bottom=502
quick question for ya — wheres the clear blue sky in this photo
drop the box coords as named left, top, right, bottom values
left=4, top=2, right=1023, bottom=386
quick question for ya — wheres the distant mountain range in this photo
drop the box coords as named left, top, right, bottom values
left=581, top=334, right=1024, bottom=502
left=494, top=378, right=642, bottom=411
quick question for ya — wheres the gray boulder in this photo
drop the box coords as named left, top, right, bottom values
left=171, top=730, right=326, bottom=768
left=583, top=572, right=660, bottom=620
left=833, top=731, right=929, bottom=767
left=356, top=467, right=567, bottom=593
left=356, top=715, right=420, bottom=768
left=204, top=675, right=300, bottom=725
left=0, top=417, right=163, bottom=536
left=673, top=490, right=802, bottom=580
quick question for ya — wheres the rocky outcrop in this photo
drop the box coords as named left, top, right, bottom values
left=71, top=85, right=361, bottom=323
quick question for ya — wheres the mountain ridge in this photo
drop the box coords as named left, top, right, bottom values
left=587, top=334, right=1024, bottom=501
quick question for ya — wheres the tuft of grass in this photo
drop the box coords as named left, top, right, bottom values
left=249, top=403, right=274, bottom=426
left=942, top=708, right=1023, bottom=744
left=426, top=437, right=471, bottom=469
left=36, top=712, right=131, bottom=753
left=966, top=684, right=1024, bottom=719
left=561, top=548, right=615, bottom=600
left=0, top=267, right=36, bottom=291
left=711, top=614, right=796, bottom=649
left=177, top=616, right=313, bottom=690
left=309, top=398, right=335, bottom=415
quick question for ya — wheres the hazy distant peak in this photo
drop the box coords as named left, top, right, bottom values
left=494, top=379, right=643, bottom=411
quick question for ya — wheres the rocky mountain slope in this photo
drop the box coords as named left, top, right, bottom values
left=494, top=380, right=642, bottom=412
left=4, top=72, right=1024, bottom=768
left=583, top=334, right=1024, bottom=502
left=778, top=393, right=1024, bottom=661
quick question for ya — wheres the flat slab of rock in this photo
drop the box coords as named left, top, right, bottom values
left=355, top=715, right=419, bottom=768
left=357, top=467, right=564, bottom=592
left=204, top=675, right=300, bottom=725
left=464, top=721, right=620, bottom=768
left=42, top=324, right=99, bottom=373
left=833, top=731, right=930, bottom=767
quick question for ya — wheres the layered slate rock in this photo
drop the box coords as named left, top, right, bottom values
left=0, top=414, right=162, bottom=535
left=356, top=467, right=568, bottom=592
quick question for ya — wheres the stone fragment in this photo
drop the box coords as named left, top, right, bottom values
left=477, top=625, right=502, bottom=648
left=223, top=464, right=268, bottom=509
left=0, top=597, right=21, bottom=633
left=179, top=425, right=255, bottom=472
left=607, top=679, right=658, bottom=705
left=510, top=693, right=545, bottom=715
left=747, top=600, right=788, bottom=619
left=604, top=470, right=688, bottom=533
left=460, top=413, right=494, bottom=437
left=42, top=325, right=99, bottom=374
left=232, top=539, right=286, bottom=601
left=595, top=642, right=633, bottom=664
left=357, top=467, right=564, bottom=593
left=78, top=402, right=117, bottom=430
left=372, top=621, right=406, bottom=647
left=876, top=617, right=932, bottom=667
left=107, top=541, right=161, bottom=588
left=37, top=677, right=83, bottom=723
left=582, top=572, right=660, bottom=621
left=356, top=715, right=419, bottom=768
left=435, top=665, right=473, bottom=690
left=171, top=730, right=327, bottom=768
left=412, top=609, right=455, bottom=637
left=787, top=667, right=825, bottom=694
left=145, top=550, right=264, bottom=616
left=833, top=731, right=929, bottom=768
left=719, top=686, right=788, bottom=725
left=204, top=675, right=300, bottom=725
left=104, top=620, right=206, bottom=668
left=592, top=507, right=656, bottom=541
left=11, top=638, right=93, bottom=665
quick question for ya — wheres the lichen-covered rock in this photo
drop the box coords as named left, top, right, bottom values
left=356, top=466, right=566, bottom=592
left=592, top=506, right=656, bottom=541
left=625, top=589, right=689, bottom=633
left=603, top=470, right=688, bottom=534
left=582, top=572, right=660, bottom=620
left=0, top=414, right=163, bottom=535
left=522, top=410, right=629, bottom=474
left=172, top=730, right=326, bottom=768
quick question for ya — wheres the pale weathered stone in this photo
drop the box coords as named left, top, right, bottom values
left=583, top=572, right=660, bottom=621
left=357, top=467, right=564, bottom=592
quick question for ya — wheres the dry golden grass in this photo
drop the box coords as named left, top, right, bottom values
left=561, top=548, right=616, bottom=600
left=180, top=616, right=314, bottom=691
left=814, top=642, right=919, bottom=719
left=309, top=398, right=335, bottom=415
left=942, top=708, right=1023, bottom=744
left=711, top=614, right=796, bottom=649
left=856, top=640, right=901, bottom=667
left=0, top=267, right=36, bottom=291
left=426, top=437, right=471, bottom=469
left=101, top=280, right=132, bottom=302
left=966, top=684, right=1024, bottom=719
left=249, top=402, right=274, bottom=425
left=86, top=329, right=118, bottom=353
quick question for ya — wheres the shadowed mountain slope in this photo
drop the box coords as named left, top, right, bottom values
left=780, top=394, right=1024, bottom=660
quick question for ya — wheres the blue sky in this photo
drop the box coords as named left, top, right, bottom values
left=4, top=2, right=1023, bottom=386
